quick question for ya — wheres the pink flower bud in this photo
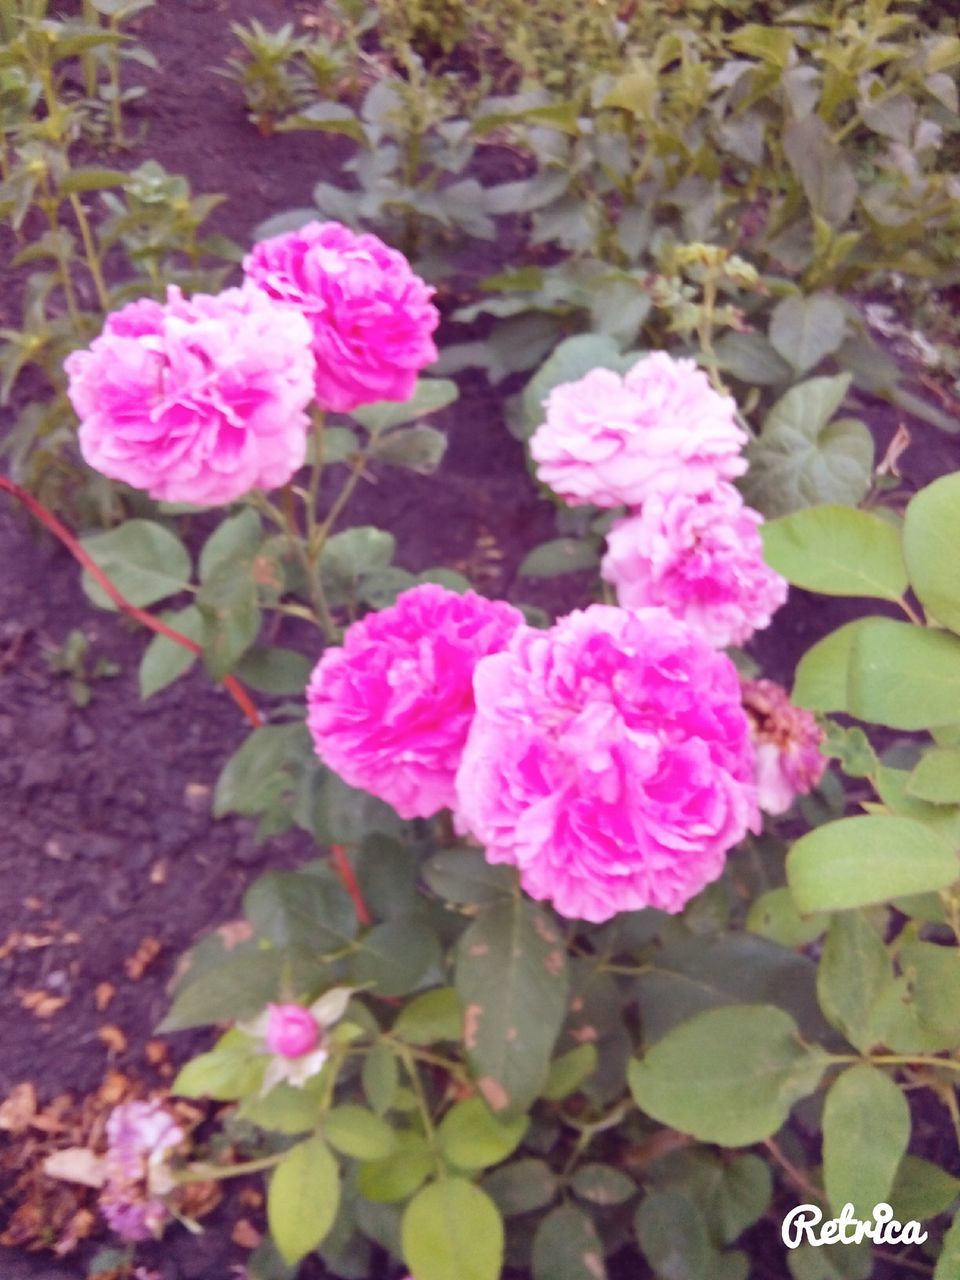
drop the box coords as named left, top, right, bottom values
left=265, top=1003, right=320, bottom=1058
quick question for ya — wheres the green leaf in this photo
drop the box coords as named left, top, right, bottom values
left=139, top=605, right=203, bottom=698
left=59, top=166, right=129, bottom=194
left=519, top=539, right=600, bottom=578
left=787, top=1241, right=873, bottom=1280
left=571, top=1163, right=636, bottom=1207
left=351, top=379, right=458, bottom=433
left=371, top=425, right=448, bottom=474
left=823, top=1065, right=910, bottom=1218
left=903, top=474, right=960, bottom=634
left=746, top=888, right=828, bottom=948
left=81, top=520, right=191, bottom=611
left=635, top=1190, right=710, bottom=1280
left=358, top=1131, right=433, bottom=1202
left=729, top=23, right=793, bottom=66
left=323, top=1105, right=397, bottom=1160
left=197, top=553, right=261, bottom=680
left=160, top=948, right=283, bottom=1031
left=438, top=1097, right=527, bottom=1170
left=455, top=898, right=569, bottom=1117
left=792, top=621, right=873, bottom=713
left=422, top=847, right=517, bottom=904
left=533, top=1203, right=607, bottom=1280
left=278, top=100, right=365, bottom=142
left=908, top=747, right=960, bottom=804
left=628, top=1005, right=828, bottom=1147
left=314, top=425, right=359, bottom=464
left=268, top=1135, right=340, bottom=1266
left=744, top=377, right=873, bottom=517
left=937, top=1209, right=960, bottom=1280
left=769, top=294, right=848, bottom=377
left=687, top=1153, right=773, bottom=1245
left=520, top=334, right=638, bottom=440
left=541, top=1044, right=598, bottom=1101
left=402, top=1179, right=504, bottom=1280
left=817, top=911, right=890, bottom=1052
left=244, top=870, right=357, bottom=950
left=239, top=1084, right=320, bottom=1135
left=760, top=506, right=906, bottom=601
left=198, top=509, right=262, bottom=580
left=393, top=988, right=462, bottom=1045
left=172, top=1029, right=264, bottom=1100
left=897, top=936, right=960, bottom=1050
left=889, top=1156, right=960, bottom=1222
left=232, top=647, right=313, bottom=695
left=483, top=1158, right=558, bottom=1216
left=787, top=815, right=960, bottom=913
left=848, top=620, right=960, bottom=729
left=214, top=723, right=312, bottom=823
left=362, top=1043, right=398, bottom=1116
left=349, top=917, right=441, bottom=998
left=321, top=527, right=395, bottom=602
left=783, top=116, right=858, bottom=227
left=714, top=332, right=792, bottom=386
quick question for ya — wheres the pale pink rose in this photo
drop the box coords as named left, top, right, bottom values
left=741, top=679, right=827, bottom=815
left=244, top=221, right=439, bottom=412
left=100, top=1101, right=184, bottom=1242
left=66, top=286, right=315, bottom=506
left=601, top=483, right=788, bottom=648
left=265, top=1003, right=320, bottom=1058
left=307, top=585, right=524, bottom=819
left=456, top=606, right=759, bottom=922
left=529, top=354, right=747, bottom=509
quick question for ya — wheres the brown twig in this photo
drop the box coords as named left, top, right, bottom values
left=0, top=475, right=262, bottom=728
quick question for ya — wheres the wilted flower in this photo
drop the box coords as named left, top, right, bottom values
left=529, top=353, right=747, bottom=509
left=307, top=584, right=524, bottom=819
left=65, top=285, right=315, bottom=506
left=99, top=1100, right=184, bottom=1242
left=239, top=988, right=353, bottom=1095
left=741, top=679, right=827, bottom=815
left=244, top=220, right=440, bottom=412
left=601, top=483, right=788, bottom=648
left=456, top=605, right=759, bottom=922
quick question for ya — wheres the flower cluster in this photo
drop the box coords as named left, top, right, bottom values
left=99, top=1100, right=183, bottom=1242
left=741, top=678, right=826, bottom=814
left=531, top=353, right=787, bottom=651
left=66, top=223, right=438, bottom=506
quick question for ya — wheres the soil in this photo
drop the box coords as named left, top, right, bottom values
left=1, top=1, right=959, bottom=1277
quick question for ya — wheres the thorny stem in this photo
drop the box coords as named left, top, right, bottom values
left=0, top=475, right=262, bottom=728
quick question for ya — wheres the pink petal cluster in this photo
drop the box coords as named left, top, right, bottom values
left=307, top=584, right=524, bottom=819
left=244, top=221, right=440, bottom=413
left=455, top=605, right=760, bottom=922
left=65, top=286, right=316, bottom=506
left=601, top=483, right=788, bottom=648
left=529, top=353, right=747, bottom=509
left=265, top=1003, right=320, bottom=1058
left=100, top=1100, right=183, bottom=1242
left=741, top=679, right=826, bottom=815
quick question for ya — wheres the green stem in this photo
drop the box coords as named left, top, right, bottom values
left=831, top=1051, right=960, bottom=1075
left=40, top=192, right=82, bottom=329
left=81, top=0, right=100, bottom=99
left=398, top=1045, right=442, bottom=1171
left=281, top=481, right=338, bottom=643
left=108, top=18, right=125, bottom=147
left=68, top=192, right=110, bottom=311
left=898, top=596, right=924, bottom=627
left=312, top=450, right=370, bottom=557
left=176, top=1152, right=286, bottom=1184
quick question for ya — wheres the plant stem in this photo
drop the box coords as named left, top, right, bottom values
left=68, top=191, right=110, bottom=311
left=177, top=1153, right=285, bottom=1184
left=312, top=451, right=369, bottom=555
left=329, top=843, right=371, bottom=926
left=763, top=1136, right=825, bottom=1204
left=898, top=596, right=924, bottom=626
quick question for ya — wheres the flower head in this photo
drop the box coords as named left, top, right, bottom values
left=601, top=483, right=788, bottom=648
left=66, top=285, right=315, bottom=506
left=244, top=221, right=440, bottom=412
left=99, top=1100, right=184, bottom=1242
left=741, top=679, right=826, bottom=815
left=239, top=987, right=353, bottom=1095
left=529, top=353, right=747, bottom=509
left=455, top=605, right=760, bottom=922
left=307, top=584, right=524, bottom=819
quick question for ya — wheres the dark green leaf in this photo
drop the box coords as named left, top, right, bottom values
left=533, top=1203, right=607, bottom=1280
left=82, top=520, right=191, bottom=611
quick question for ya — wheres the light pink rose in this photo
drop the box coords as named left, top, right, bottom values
left=244, top=221, right=440, bottom=412
left=529, top=353, right=747, bottom=509
left=307, top=585, right=524, bottom=819
left=65, top=285, right=315, bottom=506
left=265, top=1003, right=320, bottom=1058
left=100, top=1100, right=184, bottom=1242
left=601, top=483, right=788, bottom=648
left=741, top=679, right=827, bottom=815
left=456, top=605, right=760, bottom=922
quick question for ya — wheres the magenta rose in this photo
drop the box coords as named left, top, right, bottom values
left=265, top=1003, right=320, bottom=1058
left=244, top=221, right=440, bottom=413
left=65, top=285, right=315, bottom=506
left=306, top=584, right=524, bottom=819
left=455, top=605, right=760, bottom=922
left=741, top=678, right=827, bottom=815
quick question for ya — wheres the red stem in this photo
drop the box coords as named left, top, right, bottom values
left=330, top=843, right=371, bottom=926
left=0, top=475, right=262, bottom=728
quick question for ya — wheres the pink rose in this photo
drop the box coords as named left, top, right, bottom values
left=601, top=483, right=788, bottom=648
left=529, top=353, right=747, bottom=509
left=65, top=286, right=315, bottom=506
left=265, top=1003, right=320, bottom=1058
left=456, top=605, right=760, bottom=922
left=307, top=585, right=524, bottom=819
left=244, top=221, right=440, bottom=412
left=741, top=679, right=827, bottom=815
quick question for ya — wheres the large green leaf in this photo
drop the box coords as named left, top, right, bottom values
left=760, top=506, right=906, bottom=600
left=817, top=912, right=890, bottom=1052
left=172, top=1028, right=264, bottom=1100
left=160, top=948, right=284, bottom=1032
left=244, top=870, right=357, bottom=951
left=268, top=1136, right=340, bottom=1265
left=82, top=519, right=191, bottom=610
left=635, top=1190, right=710, bottom=1280
left=533, top=1203, right=608, bottom=1280
left=402, top=1179, right=504, bottom=1280
left=628, top=1005, right=828, bottom=1146
left=848, top=620, right=960, bottom=729
left=455, top=897, right=569, bottom=1117
left=903, top=474, right=960, bottom=633
left=351, top=378, right=458, bottom=434
left=783, top=116, right=858, bottom=226
left=822, top=1065, right=910, bottom=1217
left=438, top=1097, right=527, bottom=1170
left=908, top=747, right=960, bottom=804
left=348, top=917, right=441, bottom=997
left=791, top=620, right=874, bottom=713
left=483, top=1158, right=559, bottom=1217
left=769, top=294, right=848, bottom=377
left=890, top=1156, right=960, bottom=1223
left=197, top=552, right=262, bottom=679
left=787, top=816, right=960, bottom=913
left=323, top=1105, right=397, bottom=1161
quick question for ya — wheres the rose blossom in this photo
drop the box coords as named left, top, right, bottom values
left=455, top=605, right=759, bottom=922
left=265, top=1003, right=320, bottom=1057
left=601, top=483, right=788, bottom=648
left=307, top=584, right=524, bottom=819
left=244, top=220, right=440, bottom=412
left=99, top=1100, right=184, bottom=1242
left=238, top=988, right=353, bottom=1095
left=741, top=679, right=826, bottom=815
left=529, top=353, right=747, bottom=509
left=65, top=285, right=315, bottom=506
